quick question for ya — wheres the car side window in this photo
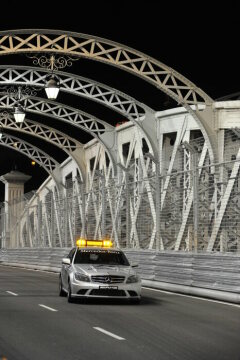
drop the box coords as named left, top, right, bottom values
left=67, top=248, right=76, bottom=262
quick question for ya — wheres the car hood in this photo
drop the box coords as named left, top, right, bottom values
left=73, top=264, right=136, bottom=276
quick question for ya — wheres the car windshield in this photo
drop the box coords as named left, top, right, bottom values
left=74, top=250, right=130, bottom=266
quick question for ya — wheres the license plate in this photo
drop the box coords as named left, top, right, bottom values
left=99, top=286, right=118, bottom=290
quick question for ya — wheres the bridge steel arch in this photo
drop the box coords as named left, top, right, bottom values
left=0, top=93, right=119, bottom=174
left=0, top=66, right=147, bottom=120
left=0, top=29, right=216, bottom=161
left=0, top=94, right=112, bottom=136
left=0, top=115, right=86, bottom=181
left=0, top=66, right=158, bottom=162
left=0, top=133, right=61, bottom=183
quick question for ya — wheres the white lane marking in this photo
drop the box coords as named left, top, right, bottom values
left=0, top=264, right=58, bottom=275
left=93, top=327, right=125, bottom=340
left=6, top=291, right=18, bottom=296
left=39, top=304, right=58, bottom=312
left=143, top=287, right=174, bottom=295
left=142, top=287, right=240, bottom=308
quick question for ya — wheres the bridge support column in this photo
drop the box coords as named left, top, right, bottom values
left=0, top=170, right=31, bottom=248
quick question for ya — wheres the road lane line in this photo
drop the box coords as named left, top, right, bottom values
left=143, top=287, right=175, bottom=295
left=0, top=264, right=58, bottom=275
left=93, top=327, right=125, bottom=340
left=39, top=304, right=58, bottom=312
left=142, top=287, right=240, bottom=308
left=6, top=291, right=18, bottom=296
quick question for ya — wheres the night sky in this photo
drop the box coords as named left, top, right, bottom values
left=0, top=0, right=239, bottom=200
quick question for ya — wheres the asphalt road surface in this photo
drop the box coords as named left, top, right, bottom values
left=0, top=265, right=240, bottom=360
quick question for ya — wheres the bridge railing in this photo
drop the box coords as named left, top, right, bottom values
left=1, top=247, right=240, bottom=303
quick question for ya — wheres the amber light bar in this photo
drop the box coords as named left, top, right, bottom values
left=76, top=239, right=113, bottom=248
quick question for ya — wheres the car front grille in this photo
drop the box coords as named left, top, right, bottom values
left=90, top=289, right=126, bottom=297
left=91, top=275, right=125, bottom=284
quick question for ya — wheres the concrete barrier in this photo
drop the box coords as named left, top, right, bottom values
left=1, top=248, right=240, bottom=303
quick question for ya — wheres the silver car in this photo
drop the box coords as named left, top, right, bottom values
left=59, top=246, right=141, bottom=303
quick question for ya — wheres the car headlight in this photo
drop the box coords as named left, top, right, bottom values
left=75, top=273, right=90, bottom=282
left=126, top=275, right=140, bottom=283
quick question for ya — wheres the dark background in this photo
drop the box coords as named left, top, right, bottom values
left=0, top=0, right=239, bottom=200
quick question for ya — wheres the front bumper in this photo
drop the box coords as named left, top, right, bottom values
left=71, top=280, right=141, bottom=299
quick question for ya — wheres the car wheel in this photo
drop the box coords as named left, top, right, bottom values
left=59, top=275, right=66, bottom=297
left=67, top=281, right=74, bottom=303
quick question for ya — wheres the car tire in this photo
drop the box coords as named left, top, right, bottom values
left=59, top=275, right=66, bottom=297
left=67, top=281, right=74, bottom=303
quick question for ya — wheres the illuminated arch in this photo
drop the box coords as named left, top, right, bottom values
left=0, top=66, right=157, bottom=159
left=0, top=66, right=147, bottom=120
left=0, top=93, right=118, bottom=170
left=0, top=133, right=61, bottom=184
left=0, top=30, right=212, bottom=106
left=0, top=29, right=216, bottom=160
left=0, top=115, right=86, bottom=180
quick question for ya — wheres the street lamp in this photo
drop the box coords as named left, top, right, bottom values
left=0, top=86, right=38, bottom=123
left=0, top=87, right=27, bottom=123
left=28, top=52, right=78, bottom=101
left=14, top=105, right=25, bottom=123
left=45, top=75, right=60, bottom=100
left=13, top=88, right=26, bottom=123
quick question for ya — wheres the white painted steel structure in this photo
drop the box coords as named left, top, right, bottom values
left=0, top=30, right=239, bottom=253
left=0, top=30, right=216, bottom=160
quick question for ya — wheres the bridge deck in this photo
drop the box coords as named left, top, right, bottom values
left=0, top=265, right=239, bottom=360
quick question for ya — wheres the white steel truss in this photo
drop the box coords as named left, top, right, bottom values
left=174, top=142, right=208, bottom=250
left=0, top=94, right=113, bottom=136
left=0, top=30, right=212, bottom=107
left=0, top=30, right=239, bottom=254
left=0, top=115, right=80, bottom=152
left=0, top=133, right=59, bottom=175
left=0, top=93, right=119, bottom=173
left=207, top=146, right=240, bottom=251
left=0, top=66, right=158, bottom=163
left=0, top=30, right=217, bottom=161
left=1, top=131, right=240, bottom=252
left=0, top=115, right=85, bottom=180
left=0, top=66, right=147, bottom=120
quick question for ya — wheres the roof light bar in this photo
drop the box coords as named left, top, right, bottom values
left=76, top=239, right=113, bottom=248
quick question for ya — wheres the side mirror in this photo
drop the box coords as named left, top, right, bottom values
left=62, top=258, right=71, bottom=265
left=131, top=263, right=138, bottom=268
